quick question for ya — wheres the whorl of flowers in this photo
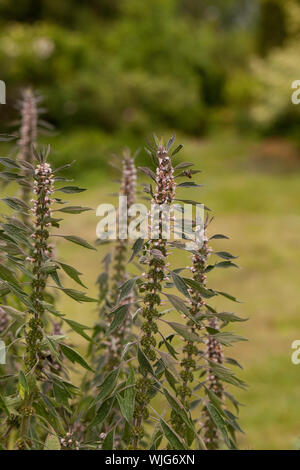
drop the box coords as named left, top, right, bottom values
left=25, top=148, right=54, bottom=372
left=131, top=143, right=175, bottom=449
left=202, top=315, right=224, bottom=449
left=18, top=89, right=38, bottom=218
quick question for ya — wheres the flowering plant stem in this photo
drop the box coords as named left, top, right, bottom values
left=131, top=142, right=175, bottom=449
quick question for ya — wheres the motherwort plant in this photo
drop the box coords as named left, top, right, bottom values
left=171, top=208, right=246, bottom=449
left=0, top=145, right=97, bottom=449
left=130, top=137, right=177, bottom=449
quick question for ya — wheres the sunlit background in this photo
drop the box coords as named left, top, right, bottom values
left=1, top=0, right=300, bottom=449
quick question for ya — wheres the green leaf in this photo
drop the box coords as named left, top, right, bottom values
left=163, top=388, right=193, bottom=431
left=171, top=145, right=184, bottom=157
left=59, top=344, right=93, bottom=372
left=0, top=392, right=10, bottom=416
left=96, top=368, right=120, bottom=402
left=138, top=166, right=156, bottom=181
left=129, top=237, right=144, bottom=262
left=174, top=161, right=192, bottom=170
left=166, top=322, right=202, bottom=342
left=183, top=278, right=216, bottom=298
left=0, top=264, right=18, bottom=286
left=215, top=261, right=239, bottom=269
left=215, top=251, right=238, bottom=260
left=64, top=318, right=92, bottom=342
left=116, top=370, right=135, bottom=423
left=0, top=157, right=20, bottom=168
left=102, top=428, right=114, bottom=450
left=209, top=362, right=246, bottom=389
left=59, top=235, right=96, bottom=250
left=215, top=312, right=247, bottom=323
left=217, top=291, right=240, bottom=303
left=167, top=134, right=175, bottom=150
left=107, top=304, right=129, bottom=335
left=210, top=234, right=229, bottom=240
left=58, top=262, right=87, bottom=288
left=118, top=277, right=138, bottom=302
left=177, top=181, right=203, bottom=188
left=169, top=271, right=190, bottom=298
left=2, top=197, right=29, bottom=212
left=87, top=397, right=114, bottom=430
left=165, top=293, right=190, bottom=316
left=206, top=403, right=231, bottom=448
left=56, top=206, right=92, bottom=214
left=2, top=223, right=32, bottom=248
left=213, top=332, right=248, bottom=346
left=138, top=346, right=154, bottom=376
left=160, top=418, right=186, bottom=450
left=60, top=288, right=97, bottom=303
left=44, top=432, right=61, bottom=450
left=57, top=186, right=86, bottom=193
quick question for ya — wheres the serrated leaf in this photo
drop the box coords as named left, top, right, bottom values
left=56, top=206, right=92, bottom=214
left=160, top=418, right=186, bottom=450
left=116, top=368, right=135, bottom=423
left=165, top=293, right=190, bottom=316
left=138, top=167, right=156, bottom=181
left=213, top=332, right=247, bottom=346
left=59, top=344, right=93, bottom=371
left=57, top=186, right=86, bottom=193
left=129, top=237, right=144, bottom=262
left=215, top=312, right=247, bottom=323
left=0, top=264, right=18, bottom=286
left=87, top=397, right=114, bottom=430
left=102, top=428, right=114, bottom=450
left=183, top=278, right=216, bottom=298
left=177, top=181, right=203, bottom=188
left=215, top=261, right=239, bottom=269
left=0, top=157, right=20, bottom=168
left=2, top=197, right=29, bottom=213
left=58, top=262, right=87, bottom=288
left=64, top=318, right=92, bottom=342
left=215, top=251, right=238, bottom=260
left=118, top=277, right=138, bottom=302
left=60, top=288, right=97, bottom=303
left=163, top=388, right=193, bottom=431
left=217, top=291, right=240, bottom=303
left=174, top=162, right=192, bottom=170
left=167, top=134, right=175, bottom=150
left=138, top=346, right=154, bottom=376
left=167, top=322, right=202, bottom=342
left=169, top=271, right=190, bottom=298
left=206, top=403, right=231, bottom=448
left=107, top=304, right=129, bottom=335
left=210, top=234, right=229, bottom=240
left=59, top=235, right=96, bottom=250
left=96, top=368, right=120, bottom=402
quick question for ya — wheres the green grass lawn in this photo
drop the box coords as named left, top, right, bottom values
left=4, top=130, right=299, bottom=449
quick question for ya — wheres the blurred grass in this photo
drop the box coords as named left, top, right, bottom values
left=3, top=130, right=299, bottom=449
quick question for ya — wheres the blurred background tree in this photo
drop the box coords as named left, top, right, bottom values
left=0, top=0, right=299, bottom=173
